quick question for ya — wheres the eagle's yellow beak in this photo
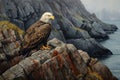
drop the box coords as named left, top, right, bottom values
left=50, top=15, right=55, bottom=20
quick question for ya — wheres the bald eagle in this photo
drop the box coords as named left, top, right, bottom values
left=21, top=12, right=54, bottom=56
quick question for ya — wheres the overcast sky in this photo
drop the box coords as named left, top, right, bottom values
left=81, top=0, right=120, bottom=13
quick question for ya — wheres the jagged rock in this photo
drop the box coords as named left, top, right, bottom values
left=90, top=61, right=118, bottom=80
left=0, top=38, right=117, bottom=80
left=47, top=38, right=65, bottom=47
left=10, top=19, right=25, bottom=31
left=48, top=30, right=66, bottom=42
left=90, top=21, right=109, bottom=39
left=0, top=0, right=118, bottom=55
left=78, top=50, right=90, bottom=64
left=67, top=38, right=112, bottom=56
left=0, top=21, right=23, bottom=75
left=90, top=14, right=118, bottom=33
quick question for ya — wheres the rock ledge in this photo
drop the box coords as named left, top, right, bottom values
left=0, top=38, right=118, bottom=80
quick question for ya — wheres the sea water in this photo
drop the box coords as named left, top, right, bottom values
left=100, top=20, right=120, bottom=79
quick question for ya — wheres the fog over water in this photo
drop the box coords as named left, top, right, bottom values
left=81, top=0, right=120, bottom=20
left=81, top=0, right=120, bottom=13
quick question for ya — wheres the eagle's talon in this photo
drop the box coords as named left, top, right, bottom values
left=40, top=45, right=51, bottom=50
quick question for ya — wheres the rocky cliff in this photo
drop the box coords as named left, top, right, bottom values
left=0, top=24, right=118, bottom=80
left=0, top=0, right=118, bottom=55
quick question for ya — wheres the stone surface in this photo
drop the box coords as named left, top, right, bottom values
left=67, top=38, right=112, bottom=56
left=0, top=38, right=118, bottom=80
left=90, top=61, right=118, bottom=80
left=0, top=21, right=23, bottom=75
left=78, top=50, right=90, bottom=64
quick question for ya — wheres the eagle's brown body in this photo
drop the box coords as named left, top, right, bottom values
left=21, top=21, right=52, bottom=55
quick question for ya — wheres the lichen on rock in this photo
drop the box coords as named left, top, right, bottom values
left=0, top=21, right=24, bottom=35
left=0, top=21, right=24, bottom=74
left=0, top=38, right=118, bottom=80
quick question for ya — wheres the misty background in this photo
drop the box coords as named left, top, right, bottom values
left=81, top=0, right=120, bottom=21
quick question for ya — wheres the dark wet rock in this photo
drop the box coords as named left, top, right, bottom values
left=58, top=17, right=91, bottom=39
left=0, top=38, right=118, bottom=80
left=90, top=22, right=109, bottom=39
left=10, top=19, right=25, bottom=31
left=80, top=20, right=109, bottom=39
left=89, top=14, right=118, bottom=33
left=48, top=30, right=66, bottom=43
left=67, top=38, right=112, bottom=56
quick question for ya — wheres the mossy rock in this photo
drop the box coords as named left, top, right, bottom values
left=85, top=72, right=103, bottom=80
left=0, top=21, right=24, bottom=35
left=85, top=67, right=103, bottom=80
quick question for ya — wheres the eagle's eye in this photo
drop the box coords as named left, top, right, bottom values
left=47, top=15, right=51, bottom=17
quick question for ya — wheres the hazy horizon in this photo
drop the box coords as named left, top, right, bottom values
left=81, top=0, right=120, bottom=20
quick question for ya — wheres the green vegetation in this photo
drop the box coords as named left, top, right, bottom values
left=0, top=21, right=24, bottom=35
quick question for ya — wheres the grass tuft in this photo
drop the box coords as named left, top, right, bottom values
left=0, top=21, right=24, bottom=35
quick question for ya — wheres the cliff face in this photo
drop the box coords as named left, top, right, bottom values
left=0, top=0, right=118, bottom=55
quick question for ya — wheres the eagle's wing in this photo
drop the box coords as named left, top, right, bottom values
left=24, top=21, right=45, bottom=43
left=23, top=23, right=51, bottom=49
left=26, top=21, right=41, bottom=35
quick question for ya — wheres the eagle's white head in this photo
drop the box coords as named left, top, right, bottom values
left=40, top=12, right=55, bottom=23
